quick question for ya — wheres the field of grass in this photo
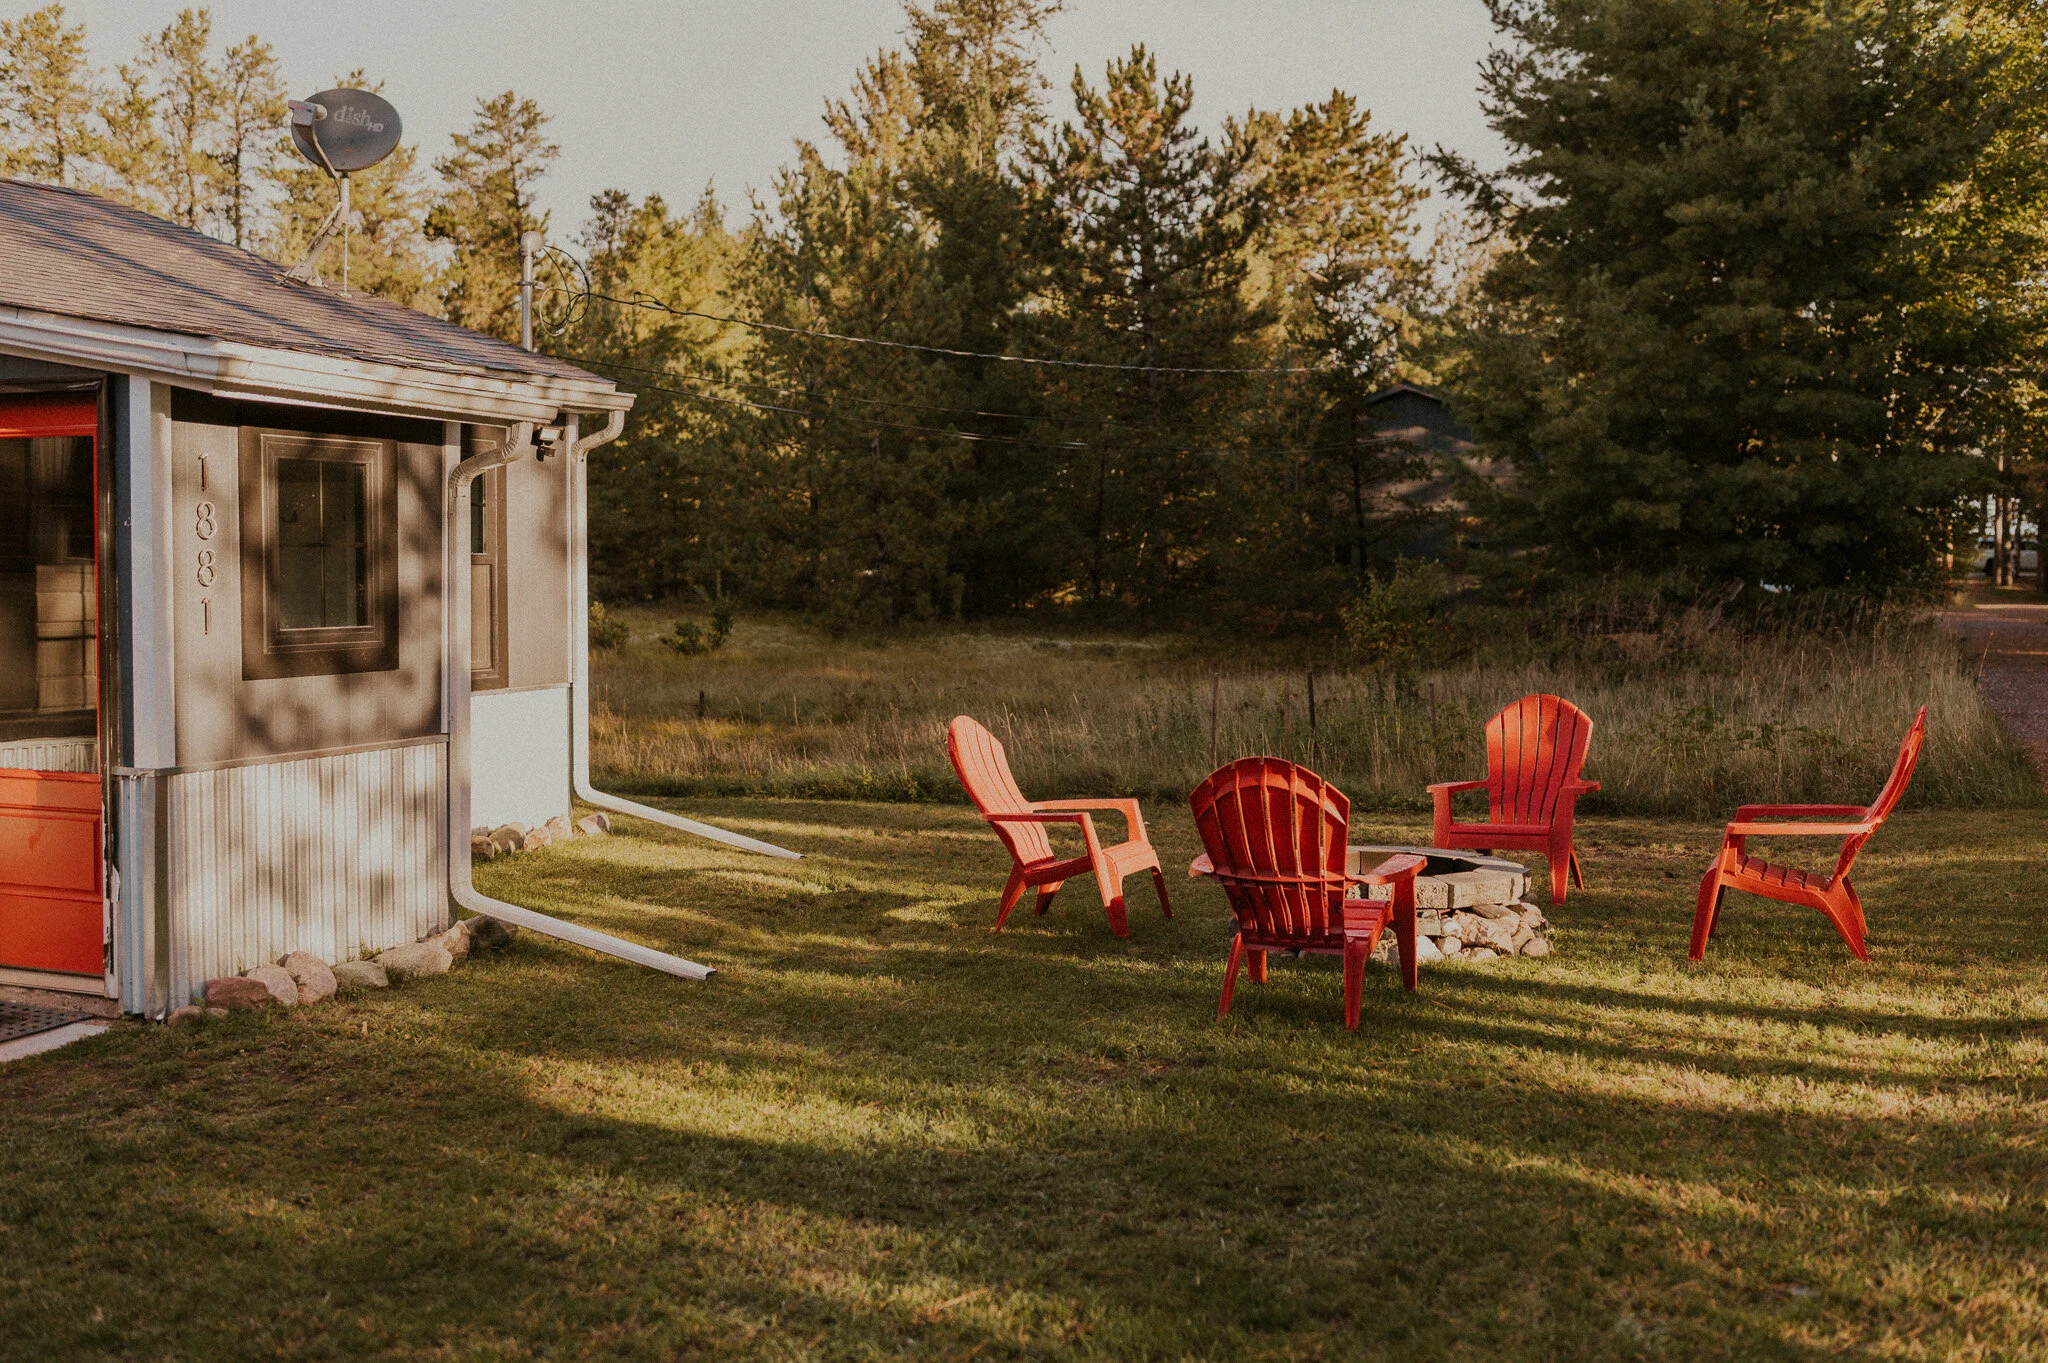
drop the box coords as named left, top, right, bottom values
left=588, top=607, right=2038, bottom=815
left=5, top=795, right=2047, bottom=1361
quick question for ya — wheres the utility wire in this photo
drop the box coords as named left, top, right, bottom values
left=563, top=357, right=1393, bottom=457
left=560, top=351, right=1065, bottom=425
left=547, top=284, right=1353, bottom=376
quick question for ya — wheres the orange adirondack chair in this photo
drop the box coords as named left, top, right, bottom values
left=1429, top=694, right=1599, bottom=904
left=946, top=715, right=1171, bottom=937
left=1188, top=758, right=1426, bottom=1030
left=1691, top=706, right=1926, bottom=963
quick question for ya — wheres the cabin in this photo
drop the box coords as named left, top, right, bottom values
left=1358, top=382, right=1503, bottom=560
left=0, top=178, right=747, bottom=1018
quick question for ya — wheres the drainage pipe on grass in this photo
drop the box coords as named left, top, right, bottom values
left=445, top=420, right=715, bottom=981
left=565, top=409, right=802, bottom=861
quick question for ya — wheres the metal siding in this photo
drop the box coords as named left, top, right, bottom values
left=0, top=737, right=98, bottom=773
left=163, top=741, right=447, bottom=1005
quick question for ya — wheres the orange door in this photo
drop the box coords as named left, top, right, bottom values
left=0, top=394, right=103, bottom=978
left=0, top=770, right=103, bottom=974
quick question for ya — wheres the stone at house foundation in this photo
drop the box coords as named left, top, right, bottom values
left=576, top=812, right=610, bottom=837
left=465, top=917, right=518, bottom=954
left=168, top=1005, right=205, bottom=1025
left=543, top=815, right=575, bottom=842
left=206, top=976, right=277, bottom=1010
left=424, top=921, right=471, bottom=962
left=489, top=825, right=527, bottom=855
left=279, top=951, right=338, bottom=1004
left=522, top=826, right=553, bottom=851
left=333, top=960, right=389, bottom=989
left=376, top=941, right=452, bottom=981
left=471, top=835, right=497, bottom=861
left=242, top=963, right=299, bottom=1007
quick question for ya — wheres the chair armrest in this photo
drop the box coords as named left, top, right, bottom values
left=1724, top=820, right=1872, bottom=838
left=1352, top=853, right=1427, bottom=886
left=1188, top=853, right=1214, bottom=879
left=1033, top=797, right=1145, bottom=842
left=1734, top=804, right=1865, bottom=820
left=1562, top=780, right=1601, bottom=794
left=1425, top=780, right=1487, bottom=796
left=987, top=809, right=1103, bottom=857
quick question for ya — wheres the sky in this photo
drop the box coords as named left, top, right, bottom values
left=55, top=0, right=1509, bottom=245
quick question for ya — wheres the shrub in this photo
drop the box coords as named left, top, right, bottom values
left=588, top=602, right=631, bottom=652
left=1340, top=560, right=1450, bottom=666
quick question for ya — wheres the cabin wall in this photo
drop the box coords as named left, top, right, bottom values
left=167, top=400, right=447, bottom=766
left=470, top=687, right=570, bottom=830
left=163, top=739, right=447, bottom=1002
left=466, top=442, right=572, bottom=831
left=0, top=737, right=95, bottom=772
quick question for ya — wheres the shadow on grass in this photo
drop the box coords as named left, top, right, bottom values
left=4, top=800, right=2046, bottom=1361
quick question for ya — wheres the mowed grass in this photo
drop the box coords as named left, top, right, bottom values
left=4, top=798, right=2047, bottom=1361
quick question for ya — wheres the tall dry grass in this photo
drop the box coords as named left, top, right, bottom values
left=589, top=608, right=2038, bottom=815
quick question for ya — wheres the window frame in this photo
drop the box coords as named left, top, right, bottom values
left=468, top=459, right=509, bottom=691
left=238, top=426, right=399, bottom=680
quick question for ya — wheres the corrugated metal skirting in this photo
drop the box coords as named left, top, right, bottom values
left=164, top=741, right=448, bottom=1005
left=0, top=737, right=98, bottom=773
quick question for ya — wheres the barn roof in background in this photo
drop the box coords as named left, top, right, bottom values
left=0, top=178, right=599, bottom=386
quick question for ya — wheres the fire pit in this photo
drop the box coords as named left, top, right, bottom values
left=1346, top=845, right=1555, bottom=963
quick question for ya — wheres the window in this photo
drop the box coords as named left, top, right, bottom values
left=0, top=405, right=97, bottom=740
left=468, top=457, right=507, bottom=691
left=240, top=428, right=397, bottom=679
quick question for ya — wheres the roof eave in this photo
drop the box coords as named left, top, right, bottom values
left=0, top=303, right=632, bottom=423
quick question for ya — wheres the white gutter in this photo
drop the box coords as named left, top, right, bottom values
left=0, top=304, right=630, bottom=425
left=446, top=421, right=714, bottom=980
left=565, top=410, right=801, bottom=860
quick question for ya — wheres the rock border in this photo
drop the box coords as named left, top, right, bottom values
left=471, top=810, right=609, bottom=862
left=190, top=916, right=521, bottom=1019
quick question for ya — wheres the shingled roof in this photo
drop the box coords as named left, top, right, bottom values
left=0, top=178, right=601, bottom=385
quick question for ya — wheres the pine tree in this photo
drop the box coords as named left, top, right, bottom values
left=212, top=34, right=285, bottom=248
left=1030, top=46, right=1261, bottom=608
left=0, top=4, right=96, bottom=186
left=428, top=91, right=557, bottom=341
left=1442, top=0, right=2048, bottom=592
left=137, top=9, right=222, bottom=230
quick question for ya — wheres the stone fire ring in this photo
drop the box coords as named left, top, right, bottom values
left=1343, top=845, right=1554, bottom=962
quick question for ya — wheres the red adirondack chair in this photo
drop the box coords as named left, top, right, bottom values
left=946, top=715, right=1171, bottom=937
left=1429, top=694, right=1599, bottom=904
left=1691, top=706, right=1926, bottom=963
left=1188, top=758, right=1426, bottom=1030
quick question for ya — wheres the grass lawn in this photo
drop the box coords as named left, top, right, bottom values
left=4, top=799, right=2047, bottom=1361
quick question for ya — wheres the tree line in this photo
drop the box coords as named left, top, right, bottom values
left=8, top=0, right=2048, bottom=628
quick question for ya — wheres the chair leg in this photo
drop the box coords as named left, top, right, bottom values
left=1219, top=933, right=1244, bottom=1019
left=1549, top=847, right=1571, bottom=905
left=1343, top=940, right=1365, bottom=1032
left=1150, top=868, right=1175, bottom=919
left=1824, top=881, right=1870, bottom=961
left=1569, top=847, right=1587, bottom=890
left=1093, top=862, right=1130, bottom=937
left=1033, top=881, right=1063, bottom=915
left=994, top=867, right=1029, bottom=932
left=1689, top=866, right=1722, bottom=961
left=1104, top=896, right=1129, bottom=938
left=1248, top=949, right=1268, bottom=983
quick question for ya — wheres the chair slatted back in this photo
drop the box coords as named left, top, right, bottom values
left=1486, top=694, right=1594, bottom=825
left=1832, top=706, right=1928, bottom=885
left=1189, top=758, right=1350, bottom=948
left=947, top=716, right=1053, bottom=866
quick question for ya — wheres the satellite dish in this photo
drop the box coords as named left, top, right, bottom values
left=289, top=88, right=402, bottom=173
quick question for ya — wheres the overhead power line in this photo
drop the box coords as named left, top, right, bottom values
left=546, top=284, right=1352, bottom=376
left=557, top=354, right=1391, bottom=458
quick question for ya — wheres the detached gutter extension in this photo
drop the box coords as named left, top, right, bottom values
left=445, top=421, right=715, bottom=980
left=566, top=410, right=801, bottom=861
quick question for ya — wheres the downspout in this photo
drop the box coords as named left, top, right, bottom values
left=447, top=421, right=714, bottom=980
left=566, top=409, right=801, bottom=860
